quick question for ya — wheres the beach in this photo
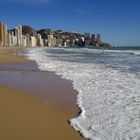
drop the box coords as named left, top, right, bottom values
left=28, top=47, right=140, bottom=140
left=0, top=47, right=84, bottom=140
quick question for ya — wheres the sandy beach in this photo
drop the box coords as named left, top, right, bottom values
left=0, top=47, right=84, bottom=140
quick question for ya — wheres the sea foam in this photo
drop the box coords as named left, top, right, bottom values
left=25, top=47, right=140, bottom=140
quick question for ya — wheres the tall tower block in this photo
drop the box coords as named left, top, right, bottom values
left=97, top=34, right=101, bottom=43
left=15, top=25, right=23, bottom=46
left=0, top=22, right=4, bottom=46
left=0, top=22, right=8, bottom=46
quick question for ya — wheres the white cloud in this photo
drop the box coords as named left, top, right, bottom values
left=2, top=0, right=59, bottom=5
left=76, top=9, right=87, bottom=15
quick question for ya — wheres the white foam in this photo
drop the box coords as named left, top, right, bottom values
left=104, top=49, right=140, bottom=55
left=25, top=48, right=140, bottom=140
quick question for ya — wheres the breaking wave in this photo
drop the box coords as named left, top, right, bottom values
left=25, top=47, right=140, bottom=140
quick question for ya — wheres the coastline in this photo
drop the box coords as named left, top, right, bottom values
left=0, top=47, right=84, bottom=140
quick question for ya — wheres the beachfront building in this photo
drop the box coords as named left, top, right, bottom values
left=63, top=41, right=67, bottom=47
left=47, top=34, right=56, bottom=47
left=0, top=22, right=8, bottom=46
left=84, top=32, right=91, bottom=47
left=26, top=36, right=30, bottom=47
left=0, top=21, right=111, bottom=48
left=7, top=32, right=12, bottom=46
left=91, top=34, right=96, bottom=42
left=0, top=22, right=4, bottom=46
left=15, top=25, right=23, bottom=46
left=90, top=34, right=97, bottom=46
left=22, top=35, right=27, bottom=47
left=37, top=34, right=44, bottom=47
left=56, top=36, right=62, bottom=47
left=68, top=34, right=76, bottom=46
left=30, top=36, right=37, bottom=47
left=97, top=34, right=101, bottom=44
left=11, top=32, right=18, bottom=46
left=52, top=37, right=56, bottom=47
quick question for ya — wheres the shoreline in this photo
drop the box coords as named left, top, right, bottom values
left=0, top=47, right=84, bottom=140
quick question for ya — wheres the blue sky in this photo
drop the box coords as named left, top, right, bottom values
left=0, top=0, right=140, bottom=46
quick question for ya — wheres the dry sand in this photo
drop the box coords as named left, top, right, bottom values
left=0, top=47, right=84, bottom=140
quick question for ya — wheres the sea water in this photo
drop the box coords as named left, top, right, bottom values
left=25, top=47, right=140, bottom=140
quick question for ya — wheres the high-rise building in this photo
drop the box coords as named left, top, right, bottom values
left=3, top=24, right=8, bottom=46
left=47, top=33, right=56, bottom=47
left=47, top=34, right=53, bottom=47
left=90, top=34, right=96, bottom=46
left=11, top=31, right=17, bottom=46
left=15, top=25, right=23, bottom=46
left=37, top=34, right=44, bottom=47
left=0, top=22, right=4, bottom=46
left=56, top=35, right=62, bottom=47
left=84, top=33, right=91, bottom=40
left=68, top=34, right=76, bottom=46
left=7, top=32, right=12, bottom=46
left=91, top=34, right=96, bottom=41
left=63, top=41, right=67, bottom=47
left=97, top=34, right=101, bottom=43
left=30, top=36, right=37, bottom=47
left=0, top=22, right=8, bottom=46
left=22, top=35, right=27, bottom=47
left=84, top=32, right=91, bottom=47
left=25, top=34, right=30, bottom=47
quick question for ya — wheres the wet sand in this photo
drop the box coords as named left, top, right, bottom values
left=0, top=47, right=31, bottom=64
left=0, top=62, right=79, bottom=112
left=0, top=47, right=84, bottom=140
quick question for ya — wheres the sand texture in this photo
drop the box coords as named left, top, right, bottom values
left=0, top=47, right=83, bottom=140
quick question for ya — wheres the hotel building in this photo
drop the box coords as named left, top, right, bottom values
left=97, top=34, right=101, bottom=43
left=0, top=22, right=8, bottom=46
left=84, top=32, right=91, bottom=46
left=47, top=34, right=56, bottom=47
left=30, top=36, right=37, bottom=47
left=15, top=25, right=23, bottom=46
left=37, top=34, right=44, bottom=47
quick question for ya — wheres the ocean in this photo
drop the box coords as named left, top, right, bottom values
left=25, top=46, right=140, bottom=140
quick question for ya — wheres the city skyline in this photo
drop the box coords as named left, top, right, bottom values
left=0, top=22, right=111, bottom=48
left=0, top=0, right=140, bottom=46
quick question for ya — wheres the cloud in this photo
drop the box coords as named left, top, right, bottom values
left=1, top=0, right=59, bottom=5
left=76, top=9, right=87, bottom=15
left=24, top=0, right=50, bottom=5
